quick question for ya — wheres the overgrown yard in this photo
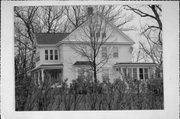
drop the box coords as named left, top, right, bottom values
left=16, top=77, right=163, bottom=111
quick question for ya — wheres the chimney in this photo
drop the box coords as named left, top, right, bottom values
left=87, top=7, right=93, bottom=16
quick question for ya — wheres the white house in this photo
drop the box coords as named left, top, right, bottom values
left=31, top=11, right=156, bottom=86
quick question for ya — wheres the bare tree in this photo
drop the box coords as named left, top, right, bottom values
left=125, top=5, right=162, bottom=76
left=65, top=5, right=133, bottom=30
left=69, top=11, right=116, bottom=85
left=37, top=6, right=66, bottom=33
left=65, top=6, right=87, bottom=30
left=14, top=6, right=39, bottom=71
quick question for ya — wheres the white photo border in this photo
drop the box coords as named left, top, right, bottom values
left=1, top=1, right=179, bottom=119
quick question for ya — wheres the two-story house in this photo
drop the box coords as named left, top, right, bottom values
left=31, top=11, right=156, bottom=86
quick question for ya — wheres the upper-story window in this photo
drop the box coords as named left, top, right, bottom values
left=102, top=32, right=106, bottom=38
left=55, top=50, right=58, bottom=60
left=45, top=50, right=48, bottom=60
left=50, top=50, right=53, bottom=60
left=36, top=51, right=40, bottom=62
left=45, top=49, right=58, bottom=60
left=102, top=47, right=107, bottom=58
left=113, top=47, right=118, bottom=58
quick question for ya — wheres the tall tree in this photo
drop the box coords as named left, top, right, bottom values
left=69, top=11, right=115, bottom=84
left=38, top=6, right=66, bottom=33
left=125, top=5, right=162, bottom=76
left=14, top=6, right=39, bottom=75
left=65, top=5, right=133, bottom=30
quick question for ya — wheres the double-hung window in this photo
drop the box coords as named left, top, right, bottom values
left=102, top=47, right=107, bottom=58
left=133, top=68, right=138, bottom=80
left=127, top=68, right=132, bottom=78
left=50, top=50, right=53, bottom=60
left=139, top=68, right=149, bottom=79
left=113, top=47, right=118, bottom=58
left=122, top=68, right=127, bottom=76
left=36, top=51, right=40, bottom=62
left=139, top=68, right=144, bottom=79
left=45, top=50, right=48, bottom=60
left=55, top=50, right=58, bottom=60
left=144, top=68, right=149, bottom=79
left=45, top=49, right=59, bottom=60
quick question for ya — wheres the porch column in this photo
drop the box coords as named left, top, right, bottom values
left=41, top=69, right=44, bottom=82
left=137, top=67, right=140, bottom=80
left=38, top=71, right=40, bottom=85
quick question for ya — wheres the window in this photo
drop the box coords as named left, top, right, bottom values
left=96, top=32, right=100, bottom=38
left=78, top=68, right=84, bottom=78
left=102, top=68, right=109, bottom=81
left=55, top=50, right=58, bottom=60
left=77, top=68, right=92, bottom=79
left=102, top=32, right=106, bottom=38
left=36, top=52, right=40, bottom=62
left=139, top=68, right=144, bottom=79
left=113, top=47, right=118, bottom=58
left=127, top=68, right=132, bottom=78
left=45, top=50, right=48, bottom=60
left=102, top=47, right=107, bottom=58
left=122, top=68, right=127, bottom=76
left=90, top=32, right=95, bottom=38
left=133, top=68, right=138, bottom=80
left=144, top=68, right=149, bottom=79
left=50, top=50, right=53, bottom=60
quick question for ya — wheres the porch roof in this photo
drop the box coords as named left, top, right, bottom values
left=114, top=62, right=156, bottom=67
left=74, top=61, right=93, bottom=66
left=31, top=64, right=63, bottom=72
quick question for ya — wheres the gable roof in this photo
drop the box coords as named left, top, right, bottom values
left=36, top=12, right=135, bottom=46
left=57, top=12, right=135, bottom=45
left=96, top=13, right=135, bottom=44
left=35, top=33, right=69, bottom=45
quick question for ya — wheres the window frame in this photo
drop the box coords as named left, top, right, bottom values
left=101, top=46, right=107, bottom=58
left=139, top=68, right=144, bottom=79
left=133, top=68, right=138, bottom=80
left=54, top=50, right=58, bottom=60
left=50, top=50, right=53, bottom=60
left=144, top=68, right=149, bottom=79
left=113, top=46, right=118, bottom=58
left=45, top=50, right=48, bottom=60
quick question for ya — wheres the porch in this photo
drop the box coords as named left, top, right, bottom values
left=114, top=62, right=156, bottom=80
left=31, top=64, right=63, bottom=87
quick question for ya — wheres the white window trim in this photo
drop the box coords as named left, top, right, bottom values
left=54, top=50, right=58, bottom=60
left=113, top=46, right=118, bottom=58
left=45, top=50, right=48, bottom=60
left=101, top=46, right=107, bottom=58
left=121, top=67, right=149, bottom=80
